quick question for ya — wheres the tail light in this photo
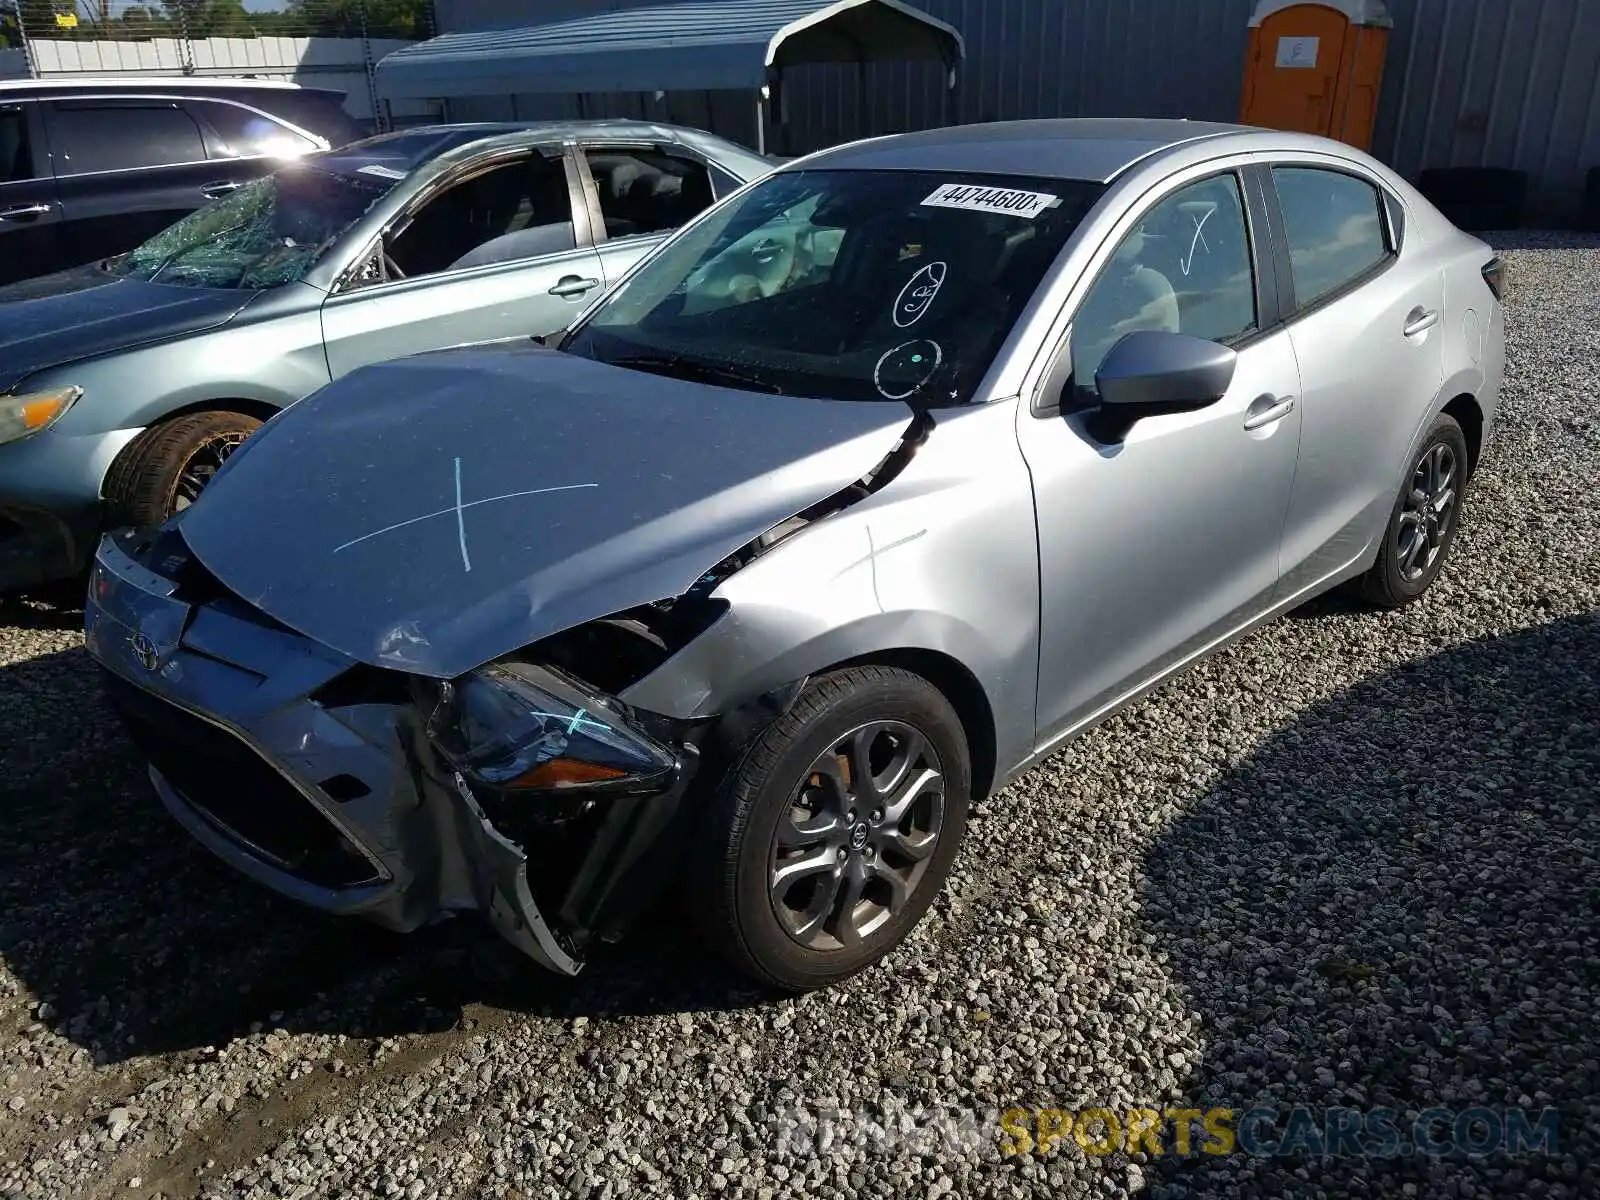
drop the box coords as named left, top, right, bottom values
left=1481, top=257, right=1506, bottom=301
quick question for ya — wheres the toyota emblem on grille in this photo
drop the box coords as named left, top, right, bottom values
left=129, top=633, right=160, bottom=672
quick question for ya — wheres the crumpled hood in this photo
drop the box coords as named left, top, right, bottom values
left=0, top=265, right=255, bottom=392
left=179, top=345, right=914, bottom=679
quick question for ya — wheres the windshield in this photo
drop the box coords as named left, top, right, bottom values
left=562, top=168, right=1104, bottom=404
left=108, top=165, right=396, bottom=290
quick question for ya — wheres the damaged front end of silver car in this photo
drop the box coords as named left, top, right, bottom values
left=83, top=414, right=934, bottom=976
left=85, top=523, right=714, bottom=977
left=80, top=341, right=940, bottom=975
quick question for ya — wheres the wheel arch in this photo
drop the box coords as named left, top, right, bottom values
left=1441, top=391, right=1484, bottom=476
left=99, top=403, right=273, bottom=525
left=100, top=397, right=281, bottom=495
left=622, top=606, right=1029, bottom=809
left=800, top=648, right=999, bottom=806
left=146, top=396, right=284, bottom=427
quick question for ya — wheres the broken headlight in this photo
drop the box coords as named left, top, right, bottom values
left=427, top=662, right=678, bottom=798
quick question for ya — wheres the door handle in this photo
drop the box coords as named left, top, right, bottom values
left=1403, top=306, right=1440, bottom=337
left=200, top=180, right=241, bottom=199
left=548, top=275, right=601, bottom=298
left=0, top=203, right=51, bottom=222
left=1243, top=394, right=1296, bottom=431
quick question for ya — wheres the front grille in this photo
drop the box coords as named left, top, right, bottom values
left=102, top=673, right=385, bottom=890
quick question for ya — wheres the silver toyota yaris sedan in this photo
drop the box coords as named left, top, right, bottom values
left=84, top=119, right=1505, bottom=992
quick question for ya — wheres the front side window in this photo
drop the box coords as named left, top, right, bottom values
left=1070, top=173, right=1257, bottom=396
left=564, top=169, right=1105, bottom=404
left=1272, top=166, right=1391, bottom=307
left=0, top=106, right=33, bottom=183
left=48, top=103, right=207, bottom=174
left=108, top=164, right=393, bottom=290
left=584, top=148, right=717, bottom=239
left=373, top=153, right=577, bottom=280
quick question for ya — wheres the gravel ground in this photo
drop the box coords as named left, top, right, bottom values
left=2, top=232, right=1597, bottom=1200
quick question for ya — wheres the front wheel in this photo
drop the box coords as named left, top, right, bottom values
left=1355, top=412, right=1471, bottom=608
left=690, top=666, right=971, bottom=992
left=103, top=409, right=263, bottom=529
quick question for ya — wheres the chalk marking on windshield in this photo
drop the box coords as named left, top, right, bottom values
left=893, top=261, right=948, bottom=328
left=332, top=474, right=598, bottom=563
left=357, top=163, right=407, bottom=181
left=873, top=339, right=943, bottom=400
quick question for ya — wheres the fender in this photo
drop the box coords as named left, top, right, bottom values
left=619, top=518, right=1039, bottom=789
left=1342, top=363, right=1493, bottom=579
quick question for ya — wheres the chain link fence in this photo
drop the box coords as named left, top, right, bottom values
left=0, top=1, right=440, bottom=130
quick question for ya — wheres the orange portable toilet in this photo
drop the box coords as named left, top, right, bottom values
left=1240, top=0, right=1393, bottom=151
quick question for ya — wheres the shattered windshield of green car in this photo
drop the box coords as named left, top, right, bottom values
left=109, top=166, right=396, bottom=290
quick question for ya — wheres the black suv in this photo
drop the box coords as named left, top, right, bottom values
left=0, top=78, right=367, bottom=286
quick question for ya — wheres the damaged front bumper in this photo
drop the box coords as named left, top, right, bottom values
left=84, top=529, right=696, bottom=977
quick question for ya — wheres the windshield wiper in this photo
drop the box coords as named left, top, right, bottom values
left=609, top=354, right=786, bottom=395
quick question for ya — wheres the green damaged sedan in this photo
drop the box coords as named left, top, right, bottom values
left=0, top=119, right=771, bottom=592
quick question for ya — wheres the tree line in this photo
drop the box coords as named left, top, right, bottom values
left=1, top=1, right=433, bottom=45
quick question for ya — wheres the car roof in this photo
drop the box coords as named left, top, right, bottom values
left=323, top=119, right=746, bottom=164
left=0, top=76, right=309, bottom=94
left=311, top=119, right=761, bottom=180
left=796, top=118, right=1257, bottom=184
left=314, top=125, right=533, bottom=178
left=364, top=118, right=720, bottom=146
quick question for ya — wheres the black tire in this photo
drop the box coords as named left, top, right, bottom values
left=1356, top=413, right=1471, bottom=609
left=689, top=666, right=970, bottom=992
left=103, top=409, right=262, bottom=529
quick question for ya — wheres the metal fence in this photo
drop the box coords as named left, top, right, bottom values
left=433, top=0, right=1600, bottom=227
left=0, top=0, right=441, bottom=129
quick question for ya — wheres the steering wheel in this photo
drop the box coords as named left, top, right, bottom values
left=381, top=250, right=406, bottom=281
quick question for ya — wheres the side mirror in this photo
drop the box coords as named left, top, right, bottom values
left=1089, top=331, right=1237, bottom=443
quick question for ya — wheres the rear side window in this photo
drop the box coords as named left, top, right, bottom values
left=0, top=105, right=34, bottom=182
left=1271, top=166, right=1392, bottom=307
left=260, top=91, right=367, bottom=149
left=188, top=100, right=320, bottom=160
left=708, top=163, right=744, bottom=199
left=47, top=103, right=207, bottom=175
left=583, top=148, right=717, bottom=238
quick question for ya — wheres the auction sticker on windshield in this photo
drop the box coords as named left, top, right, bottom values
left=921, top=184, right=1061, bottom=219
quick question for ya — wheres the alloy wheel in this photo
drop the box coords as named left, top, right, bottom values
left=171, top=430, right=251, bottom=513
left=1394, top=441, right=1458, bottom=583
left=768, top=720, right=946, bottom=952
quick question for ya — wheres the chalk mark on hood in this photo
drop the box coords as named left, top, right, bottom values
left=333, top=458, right=598, bottom=573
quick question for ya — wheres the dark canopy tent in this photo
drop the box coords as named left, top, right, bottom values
left=372, top=0, right=965, bottom=153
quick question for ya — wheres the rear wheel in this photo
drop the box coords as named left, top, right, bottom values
left=690, top=666, right=970, bottom=992
left=104, top=410, right=262, bottom=529
left=1356, top=413, right=1470, bottom=608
